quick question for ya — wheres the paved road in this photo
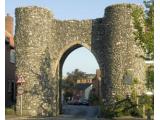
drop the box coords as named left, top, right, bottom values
left=6, top=115, right=146, bottom=120
left=62, top=105, right=100, bottom=118
left=6, top=105, right=147, bottom=120
left=6, top=105, right=101, bottom=120
left=5, top=115, right=147, bottom=120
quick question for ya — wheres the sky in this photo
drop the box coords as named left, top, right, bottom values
left=5, top=0, right=144, bottom=76
left=6, top=0, right=144, bottom=20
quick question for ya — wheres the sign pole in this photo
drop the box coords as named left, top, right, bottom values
left=21, top=82, right=23, bottom=116
left=16, top=75, right=25, bottom=116
left=21, top=93, right=22, bottom=116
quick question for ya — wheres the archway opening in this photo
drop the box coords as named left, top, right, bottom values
left=59, top=44, right=101, bottom=117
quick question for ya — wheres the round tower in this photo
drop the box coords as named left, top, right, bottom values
left=15, top=6, right=54, bottom=116
left=92, top=4, right=146, bottom=107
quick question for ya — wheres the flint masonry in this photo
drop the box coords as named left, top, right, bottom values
left=15, top=4, right=146, bottom=116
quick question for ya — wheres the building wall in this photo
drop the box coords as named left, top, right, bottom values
left=77, top=79, right=92, bottom=84
left=5, top=15, right=16, bottom=107
left=5, top=14, right=13, bottom=36
left=92, top=69, right=101, bottom=98
left=5, top=44, right=16, bottom=106
left=84, top=84, right=92, bottom=100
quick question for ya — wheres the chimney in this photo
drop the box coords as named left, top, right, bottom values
left=5, top=13, right=13, bottom=36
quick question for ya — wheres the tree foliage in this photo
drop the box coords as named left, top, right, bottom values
left=62, top=69, right=89, bottom=91
left=62, top=69, right=90, bottom=101
left=132, top=0, right=154, bottom=59
left=146, top=65, right=154, bottom=90
left=65, top=69, right=87, bottom=87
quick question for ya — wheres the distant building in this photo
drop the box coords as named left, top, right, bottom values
left=76, top=74, right=95, bottom=84
left=92, top=69, right=101, bottom=98
left=5, top=14, right=16, bottom=107
left=84, top=84, right=93, bottom=100
left=74, top=74, right=95, bottom=100
left=77, top=79, right=92, bottom=84
left=73, top=83, right=92, bottom=100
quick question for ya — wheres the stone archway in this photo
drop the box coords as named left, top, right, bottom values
left=15, top=4, right=146, bottom=116
left=57, top=43, right=95, bottom=114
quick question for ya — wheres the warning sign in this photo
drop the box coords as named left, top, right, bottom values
left=16, top=75, right=25, bottom=84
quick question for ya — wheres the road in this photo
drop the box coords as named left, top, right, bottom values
left=6, top=105, right=146, bottom=120
left=6, top=105, right=101, bottom=120
left=62, top=105, right=100, bottom=118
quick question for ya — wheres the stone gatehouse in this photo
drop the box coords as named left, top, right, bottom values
left=15, top=4, right=146, bottom=116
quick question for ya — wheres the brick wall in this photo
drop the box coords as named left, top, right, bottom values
left=5, top=14, right=16, bottom=107
left=5, top=14, right=13, bottom=36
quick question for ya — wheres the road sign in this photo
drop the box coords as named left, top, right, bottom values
left=16, top=75, right=25, bottom=84
left=123, top=69, right=133, bottom=85
left=124, top=74, right=132, bottom=85
left=17, top=86, right=24, bottom=95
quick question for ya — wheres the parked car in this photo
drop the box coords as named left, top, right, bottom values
left=67, top=99, right=80, bottom=105
left=67, top=98, right=89, bottom=106
left=79, top=99, right=89, bottom=106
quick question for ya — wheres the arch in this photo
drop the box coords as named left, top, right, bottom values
left=56, top=41, right=100, bottom=114
left=54, top=41, right=91, bottom=75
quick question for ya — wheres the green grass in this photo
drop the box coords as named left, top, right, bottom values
left=5, top=106, right=15, bottom=115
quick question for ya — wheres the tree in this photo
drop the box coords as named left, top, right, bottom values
left=62, top=69, right=89, bottom=99
left=65, top=69, right=87, bottom=87
left=144, top=0, right=154, bottom=58
left=146, top=65, right=154, bottom=90
left=132, top=0, right=154, bottom=59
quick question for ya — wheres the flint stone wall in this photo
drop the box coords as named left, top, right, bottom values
left=15, top=4, right=146, bottom=116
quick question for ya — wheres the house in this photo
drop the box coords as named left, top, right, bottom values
left=72, top=83, right=92, bottom=100
left=76, top=79, right=92, bottom=84
left=5, top=14, right=16, bottom=107
left=76, top=74, right=95, bottom=84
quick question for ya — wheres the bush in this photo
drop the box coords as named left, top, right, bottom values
left=129, top=106, right=143, bottom=117
left=98, top=97, right=144, bottom=118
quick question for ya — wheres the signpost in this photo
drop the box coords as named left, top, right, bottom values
left=17, top=86, right=24, bottom=95
left=16, top=75, right=25, bottom=116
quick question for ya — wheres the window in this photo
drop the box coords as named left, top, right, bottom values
left=10, top=49, right=15, bottom=63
